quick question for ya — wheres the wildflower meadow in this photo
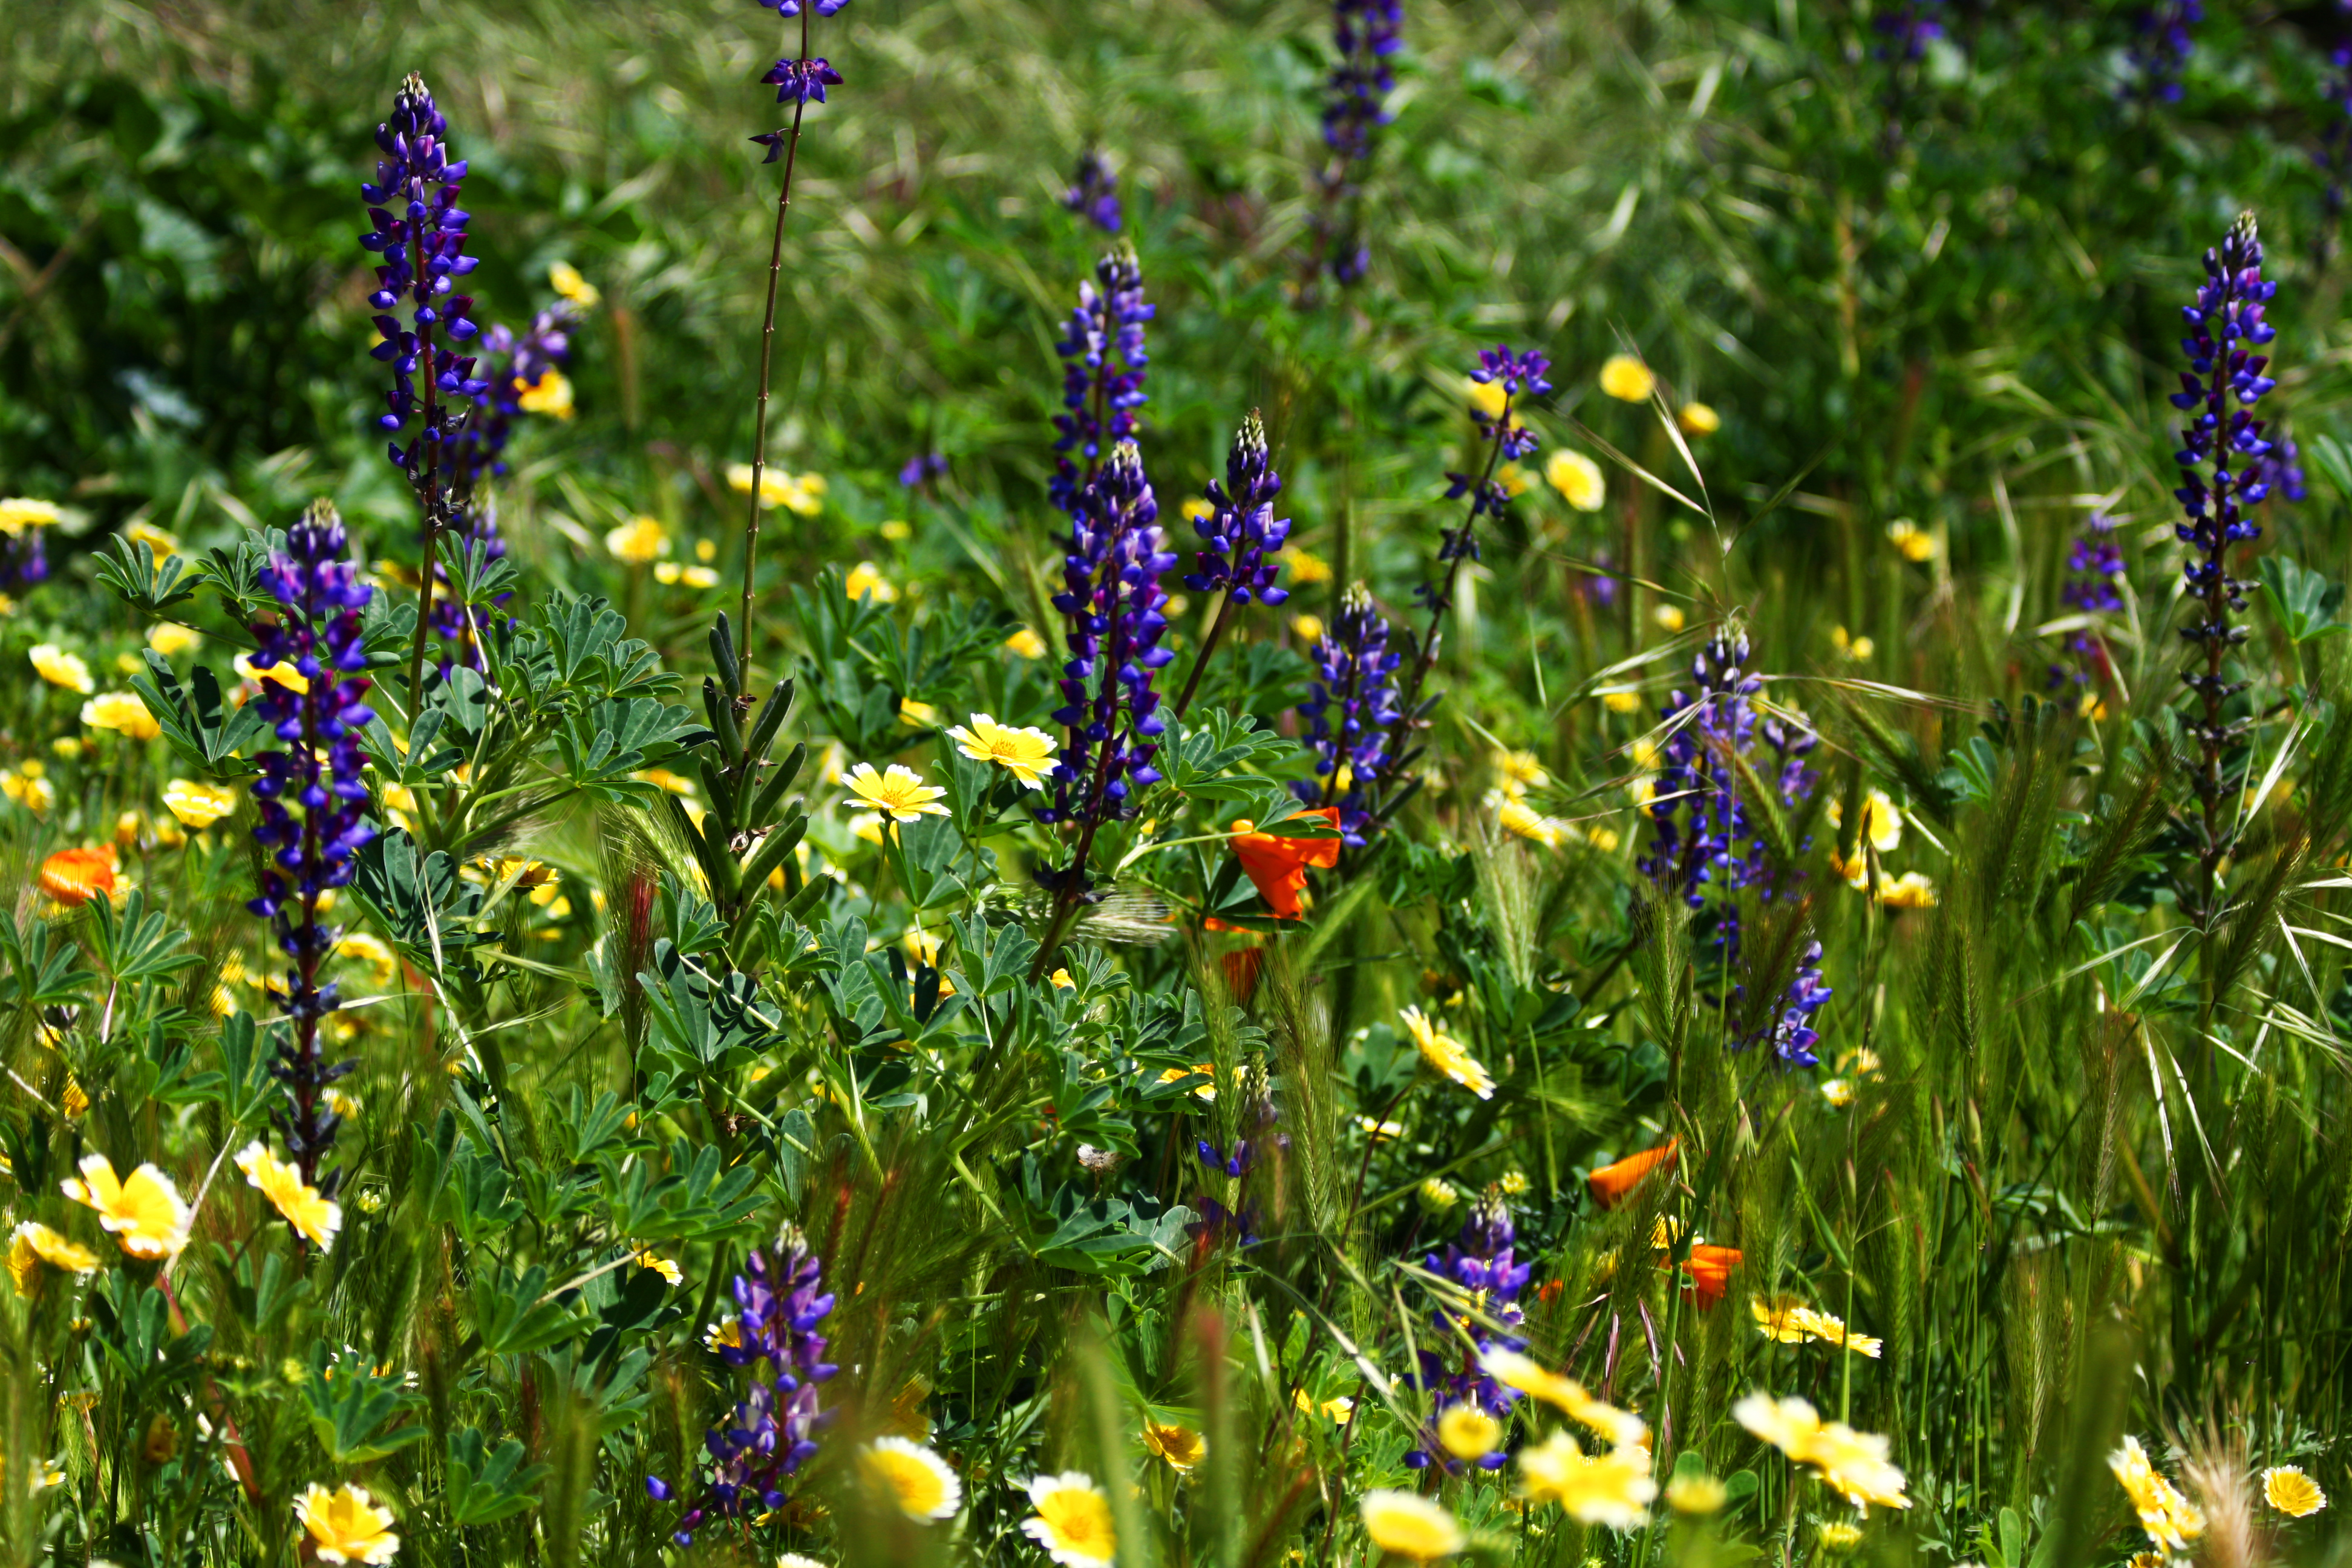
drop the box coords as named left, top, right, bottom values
left=9, top=0, right=2352, bottom=1563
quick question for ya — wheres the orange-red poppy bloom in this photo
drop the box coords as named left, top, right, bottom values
left=39, top=846, right=117, bottom=906
left=1230, top=809, right=1342, bottom=921
left=1676, top=1244, right=1742, bottom=1308
left=1586, top=1138, right=1679, bottom=1210
left=1221, top=947, right=1266, bottom=1005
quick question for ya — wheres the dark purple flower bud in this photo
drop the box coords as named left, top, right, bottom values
left=1184, top=411, right=1290, bottom=606
left=763, top=56, right=843, bottom=105
left=1050, top=243, right=1153, bottom=521
left=1291, top=584, right=1402, bottom=845
left=1062, top=149, right=1123, bottom=234
left=898, top=451, right=948, bottom=489
left=2126, top=2, right=2202, bottom=105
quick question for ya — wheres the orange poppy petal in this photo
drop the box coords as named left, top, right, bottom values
left=1586, top=1137, right=1679, bottom=1210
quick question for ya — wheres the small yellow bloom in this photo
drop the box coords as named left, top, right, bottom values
left=1818, top=1520, right=1864, bottom=1553
left=1022, top=1472, right=1116, bottom=1568
left=1546, top=449, right=1607, bottom=512
left=1181, top=498, right=1216, bottom=523
left=1602, top=690, right=1642, bottom=713
left=2265, top=1465, right=2327, bottom=1517
left=844, top=561, right=898, bottom=603
left=2, top=769, right=56, bottom=813
left=605, top=515, right=669, bottom=563
left=1665, top=1471, right=1728, bottom=1514
left=635, top=1250, right=684, bottom=1285
left=60, top=1152, right=192, bottom=1260
left=82, top=691, right=160, bottom=741
left=879, top=518, right=912, bottom=541
left=1587, top=825, right=1621, bottom=852
left=1829, top=789, right=1904, bottom=854
left=695, top=538, right=717, bottom=563
left=1885, top=519, right=1937, bottom=563
left=8, top=1221, right=100, bottom=1296
left=62, top=1077, right=90, bottom=1118
left=1821, top=1078, right=1855, bottom=1108
left=1400, top=1004, right=1494, bottom=1099
left=1284, top=547, right=1334, bottom=586
left=237, top=1142, right=343, bottom=1252
left=2111, top=1436, right=2204, bottom=1550
left=333, top=931, right=397, bottom=987
left=1679, top=402, right=1722, bottom=436
left=1600, top=355, right=1656, bottom=402
left=949, top=714, right=1058, bottom=791
left=1496, top=462, right=1532, bottom=497
left=1831, top=626, right=1875, bottom=660
left=1050, top=968, right=1077, bottom=990
left=1360, top=1489, right=1465, bottom=1562
left=1466, top=377, right=1509, bottom=420
left=1498, top=796, right=1566, bottom=851
left=1290, top=613, right=1325, bottom=642
left=516, top=369, right=575, bottom=419
left=1653, top=604, right=1686, bottom=633
left=841, top=762, right=949, bottom=822
left=125, top=520, right=180, bottom=560
left=682, top=564, right=718, bottom=589
left=1877, top=871, right=1936, bottom=909
left=725, top=463, right=826, bottom=515
left=1495, top=750, right=1547, bottom=794
left=31, top=644, right=94, bottom=695
left=1498, top=1169, right=1531, bottom=1196
left=236, top=652, right=309, bottom=694
left=1419, top=1177, right=1460, bottom=1211
left=1005, top=626, right=1050, bottom=659
left=146, top=622, right=203, bottom=656
left=857, top=1436, right=962, bottom=1522
left=549, top=260, right=601, bottom=308
left=293, top=1482, right=400, bottom=1564
left=1515, top=1429, right=1656, bottom=1528
left=1437, top=1404, right=1503, bottom=1461
left=0, top=497, right=62, bottom=535
left=1142, top=1420, right=1206, bottom=1473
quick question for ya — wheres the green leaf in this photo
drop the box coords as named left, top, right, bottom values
left=92, top=535, right=200, bottom=617
left=302, top=1344, right=429, bottom=1466
left=2261, top=554, right=2348, bottom=645
left=88, top=887, right=200, bottom=985
left=132, top=652, right=267, bottom=777
left=471, top=1264, right=589, bottom=1356
left=446, top=1428, right=552, bottom=1527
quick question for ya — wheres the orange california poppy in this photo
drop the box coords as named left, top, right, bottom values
left=1221, top=946, right=1266, bottom=1005
left=1676, top=1244, right=1742, bottom=1308
left=1230, top=809, right=1342, bottom=920
left=1586, top=1138, right=1679, bottom=1210
left=39, top=846, right=117, bottom=906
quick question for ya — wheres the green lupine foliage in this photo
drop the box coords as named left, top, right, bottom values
left=8, top=0, right=2352, bottom=1565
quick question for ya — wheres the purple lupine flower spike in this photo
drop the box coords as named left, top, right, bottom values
left=1292, top=584, right=1403, bottom=845
left=645, top=1229, right=837, bottom=1546
left=1313, top=0, right=1403, bottom=286
left=1039, top=442, right=1175, bottom=832
left=2048, top=513, right=2123, bottom=691
left=1050, top=243, right=1154, bottom=521
left=361, top=74, right=486, bottom=479
left=2126, top=2, right=2201, bottom=104
left=2172, top=212, right=2279, bottom=910
left=1063, top=150, right=1123, bottom=234
left=762, top=56, right=843, bottom=108
left=1404, top=1192, right=1530, bottom=1474
left=246, top=500, right=376, bottom=1196
left=1766, top=943, right=1832, bottom=1068
left=1872, top=0, right=1944, bottom=61
left=1186, top=412, right=1290, bottom=607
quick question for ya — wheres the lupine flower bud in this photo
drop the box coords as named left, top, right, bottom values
left=1184, top=412, right=1290, bottom=606
left=1293, top=584, right=1403, bottom=844
left=247, top=500, right=376, bottom=1192
left=1041, top=443, right=1175, bottom=827
left=645, top=1230, right=837, bottom=1546
left=1050, top=244, right=1154, bottom=520
left=1063, top=150, right=1123, bottom=234
left=359, top=75, right=485, bottom=475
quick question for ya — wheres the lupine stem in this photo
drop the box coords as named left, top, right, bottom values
left=1387, top=387, right=1510, bottom=759
left=739, top=3, right=814, bottom=681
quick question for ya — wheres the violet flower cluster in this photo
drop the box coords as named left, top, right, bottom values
left=1760, top=942, right=1832, bottom=1070
left=361, top=76, right=485, bottom=483
left=1050, top=244, right=1153, bottom=521
left=1292, top=584, right=1404, bottom=845
left=2127, top=2, right=2201, bottom=104
left=1184, top=411, right=1290, bottom=607
left=2047, top=512, right=2122, bottom=691
left=1040, top=442, right=1174, bottom=827
left=1063, top=150, right=1122, bottom=234
left=1872, top=0, right=1944, bottom=61
left=749, top=0, right=851, bottom=162
left=1637, top=630, right=1818, bottom=954
left=1426, top=347, right=1550, bottom=613
left=0, top=511, right=49, bottom=598
left=247, top=500, right=376, bottom=1192
left=451, top=304, right=577, bottom=500
left=1191, top=1085, right=1286, bottom=1249
left=2170, top=214, right=2278, bottom=829
left=646, top=1232, right=837, bottom=1546
left=1315, top=0, right=1403, bottom=286
left=1404, top=1194, right=1530, bottom=1474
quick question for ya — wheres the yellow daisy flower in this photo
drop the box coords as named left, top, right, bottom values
left=2265, top=1465, right=2327, bottom=1517
left=1679, top=402, right=1722, bottom=435
left=844, top=561, right=898, bottom=603
left=1359, top=1489, right=1464, bottom=1563
left=1142, top=1420, right=1206, bottom=1473
left=549, top=260, right=601, bottom=308
left=516, top=369, right=575, bottom=419
left=146, top=622, right=203, bottom=656
left=7, top=1221, right=100, bottom=1296
left=605, top=515, right=668, bottom=563
left=1515, top=1429, right=1656, bottom=1529
left=1005, top=626, right=1050, bottom=659
left=1399, top=1004, right=1494, bottom=1099
left=841, top=762, right=949, bottom=822
left=80, top=691, right=159, bottom=740
left=1437, top=1404, right=1503, bottom=1462
left=0, top=497, right=62, bottom=534
left=60, top=1152, right=192, bottom=1260
left=1021, top=1472, right=1116, bottom=1568
left=947, top=714, right=1058, bottom=791
left=235, top=1142, right=342, bottom=1252
left=293, top=1482, right=400, bottom=1564
left=856, top=1436, right=962, bottom=1522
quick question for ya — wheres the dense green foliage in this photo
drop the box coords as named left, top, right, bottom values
left=8, top=1, right=2352, bottom=1565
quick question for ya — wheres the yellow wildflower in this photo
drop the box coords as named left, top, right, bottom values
left=1546, top=449, right=1607, bottom=512
left=1022, top=1472, right=1116, bottom=1568
left=1291, top=613, right=1325, bottom=642
left=1437, top=1404, right=1503, bottom=1462
left=1885, top=519, right=1936, bottom=563
left=1466, top=377, right=1509, bottom=420
left=1142, top=1420, right=1206, bottom=1473
left=237, top=1142, right=342, bottom=1251
left=1359, top=1490, right=1464, bottom=1563
left=31, top=644, right=94, bottom=694
left=1400, top=1004, right=1494, bottom=1099
left=857, top=1436, right=962, bottom=1521
left=605, top=515, right=668, bottom=563
left=1603, top=690, right=1642, bottom=713
left=516, top=369, right=575, bottom=419
left=1284, top=546, right=1334, bottom=586
left=293, top=1483, right=400, bottom=1564
left=841, top=762, right=949, bottom=822
left=82, top=691, right=160, bottom=741
left=1679, top=402, right=1721, bottom=435
left=844, top=561, right=898, bottom=603
left=1665, top=1471, right=1728, bottom=1514
left=147, top=622, right=203, bottom=656
left=60, top=1152, right=192, bottom=1260
left=1515, top=1429, right=1656, bottom=1528
left=236, top=652, right=308, bottom=694
left=1599, top=354, right=1656, bottom=402
left=1005, top=627, right=1050, bottom=659
left=0, top=497, right=62, bottom=534
left=1653, top=604, right=1686, bottom=632
left=2265, top=1466, right=2327, bottom=1517
left=7, top=1221, right=100, bottom=1296
left=549, top=260, right=601, bottom=307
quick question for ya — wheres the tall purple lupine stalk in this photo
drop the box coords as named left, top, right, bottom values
left=1172, top=410, right=1289, bottom=719
left=2127, top=2, right=2201, bottom=104
left=1309, top=0, right=1403, bottom=291
left=646, top=1232, right=837, bottom=1546
left=2047, top=512, right=2122, bottom=693
left=247, top=500, right=376, bottom=1194
left=1051, top=244, right=1153, bottom=522
left=1295, top=584, right=1403, bottom=845
left=361, top=74, right=483, bottom=713
left=738, top=0, right=851, bottom=681
left=1063, top=150, right=1122, bottom=234
left=1383, top=347, right=1549, bottom=765
left=2169, top=212, right=2280, bottom=917
left=1403, top=1194, right=1529, bottom=1474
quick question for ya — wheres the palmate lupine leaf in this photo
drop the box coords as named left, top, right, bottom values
left=302, top=1345, right=428, bottom=1466
left=446, top=1428, right=553, bottom=1527
left=131, top=650, right=267, bottom=777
